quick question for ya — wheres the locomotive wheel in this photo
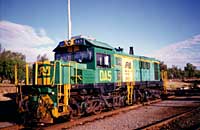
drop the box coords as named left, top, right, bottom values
left=17, top=98, right=29, bottom=124
left=70, top=104, right=81, bottom=120
left=17, top=112, right=27, bottom=125
left=120, top=96, right=126, bottom=107
left=37, top=101, right=53, bottom=124
left=113, top=96, right=120, bottom=109
left=93, top=100, right=104, bottom=115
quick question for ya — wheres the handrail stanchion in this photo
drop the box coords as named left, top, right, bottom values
left=14, top=64, right=18, bottom=85
left=35, top=62, right=38, bottom=85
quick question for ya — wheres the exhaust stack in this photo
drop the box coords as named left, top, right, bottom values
left=129, top=46, right=134, bottom=55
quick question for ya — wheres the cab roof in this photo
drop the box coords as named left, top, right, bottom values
left=53, top=36, right=113, bottom=52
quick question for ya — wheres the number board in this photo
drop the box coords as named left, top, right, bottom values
left=74, top=38, right=85, bottom=45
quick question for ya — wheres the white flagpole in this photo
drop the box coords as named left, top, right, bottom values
left=68, top=0, right=72, bottom=40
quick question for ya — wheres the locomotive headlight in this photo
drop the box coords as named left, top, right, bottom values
left=39, top=99, right=42, bottom=104
left=52, top=92, right=55, bottom=95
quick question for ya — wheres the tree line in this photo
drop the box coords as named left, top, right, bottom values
left=0, top=44, right=48, bottom=83
left=160, top=61, right=200, bottom=79
left=0, top=44, right=26, bottom=83
left=0, top=45, right=199, bottom=83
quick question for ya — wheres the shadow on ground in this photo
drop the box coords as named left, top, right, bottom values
left=0, top=93, right=18, bottom=123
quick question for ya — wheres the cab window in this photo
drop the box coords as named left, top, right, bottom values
left=154, top=63, right=159, bottom=80
left=96, top=53, right=111, bottom=68
left=55, top=48, right=93, bottom=63
left=116, top=57, right=122, bottom=66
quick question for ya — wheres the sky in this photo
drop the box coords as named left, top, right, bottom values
left=0, top=0, right=200, bottom=69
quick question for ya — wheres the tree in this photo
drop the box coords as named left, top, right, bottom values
left=37, top=54, right=49, bottom=62
left=167, top=65, right=184, bottom=79
left=167, top=63, right=200, bottom=79
left=0, top=48, right=26, bottom=83
left=160, top=61, right=167, bottom=71
left=195, top=70, right=200, bottom=78
left=184, top=63, right=196, bottom=78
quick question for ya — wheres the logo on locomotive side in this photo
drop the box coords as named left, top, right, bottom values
left=99, top=70, right=112, bottom=81
left=38, top=66, right=50, bottom=76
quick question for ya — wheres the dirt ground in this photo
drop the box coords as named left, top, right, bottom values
left=167, top=79, right=200, bottom=90
left=167, top=80, right=192, bottom=90
left=0, top=84, right=16, bottom=101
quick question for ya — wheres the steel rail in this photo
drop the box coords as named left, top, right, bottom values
left=43, top=99, right=162, bottom=130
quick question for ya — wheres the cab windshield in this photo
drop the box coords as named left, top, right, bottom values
left=55, top=49, right=93, bottom=63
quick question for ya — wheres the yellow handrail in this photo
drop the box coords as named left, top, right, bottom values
left=51, top=62, right=56, bottom=86
left=161, top=70, right=168, bottom=95
left=35, top=62, right=38, bottom=85
left=14, top=64, right=18, bottom=85
left=127, top=84, right=133, bottom=105
left=68, top=62, right=70, bottom=84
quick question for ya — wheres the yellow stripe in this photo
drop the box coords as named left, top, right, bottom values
left=51, top=62, right=56, bottom=85
left=38, top=78, right=42, bottom=85
left=47, top=77, right=50, bottom=85
left=114, top=54, right=160, bottom=64
left=37, top=60, right=50, bottom=64
left=114, top=54, right=134, bottom=60
left=133, top=57, right=160, bottom=64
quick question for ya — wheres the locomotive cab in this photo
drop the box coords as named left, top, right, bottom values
left=53, top=36, right=95, bottom=69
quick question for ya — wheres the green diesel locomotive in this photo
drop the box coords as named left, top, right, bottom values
left=16, top=35, right=167, bottom=124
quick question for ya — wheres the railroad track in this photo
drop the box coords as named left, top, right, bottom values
left=0, top=96, right=177, bottom=130
left=0, top=99, right=161, bottom=130
left=0, top=124, right=22, bottom=130
left=138, top=106, right=200, bottom=130
left=42, top=99, right=161, bottom=130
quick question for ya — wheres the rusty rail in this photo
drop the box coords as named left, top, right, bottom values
left=0, top=125, right=23, bottom=130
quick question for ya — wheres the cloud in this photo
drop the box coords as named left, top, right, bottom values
left=0, top=21, right=56, bottom=62
left=150, top=34, right=200, bottom=69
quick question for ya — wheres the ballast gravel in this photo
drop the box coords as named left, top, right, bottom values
left=68, top=96, right=200, bottom=130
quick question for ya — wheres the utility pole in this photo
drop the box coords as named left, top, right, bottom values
left=68, top=0, right=72, bottom=40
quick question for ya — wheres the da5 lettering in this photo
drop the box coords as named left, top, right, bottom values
left=99, top=70, right=112, bottom=81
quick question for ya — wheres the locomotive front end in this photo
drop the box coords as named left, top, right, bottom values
left=16, top=61, right=70, bottom=124
left=16, top=37, right=98, bottom=124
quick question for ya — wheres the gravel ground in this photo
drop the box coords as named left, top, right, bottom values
left=67, top=96, right=200, bottom=130
left=160, top=107, right=200, bottom=130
